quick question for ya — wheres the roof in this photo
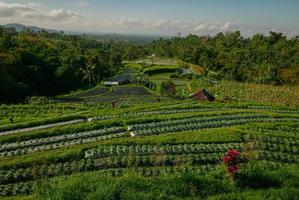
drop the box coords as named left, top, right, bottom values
left=105, top=71, right=133, bottom=84
left=190, top=89, right=215, bottom=102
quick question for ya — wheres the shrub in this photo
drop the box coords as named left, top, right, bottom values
left=160, top=81, right=176, bottom=98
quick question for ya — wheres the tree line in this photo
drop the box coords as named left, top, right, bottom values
left=121, top=31, right=299, bottom=85
left=1, top=27, right=298, bottom=103
left=0, top=27, right=122, bottom=103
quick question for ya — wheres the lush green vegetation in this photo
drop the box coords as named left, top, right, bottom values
left=1, top=26, right=299, bottom=199
left=0, top=28, right=122, bottom=102
left=0, top=100, right=298, bottom=199
left=123, top=61, right=299, bottom=107
left=2, top=27, right=299, bottom=103
left=145, top=32, right=299, bottom=85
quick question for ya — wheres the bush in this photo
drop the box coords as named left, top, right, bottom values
left=160, top=81, right=176, bottom=98
left=26, top=97, right=50, bottom=105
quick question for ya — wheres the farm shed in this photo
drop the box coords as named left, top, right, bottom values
left=190, top=89, right=215, bottom=102
left=104, top=71, right=133, bottom=86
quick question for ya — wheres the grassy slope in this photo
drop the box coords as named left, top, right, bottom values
left=29, top=162, right=299, bottom=200
left=124, top=59, right=299, bottom=107
left=1, top=61, right=299, bottom=199
left=0, top=107, right=298, bottom=199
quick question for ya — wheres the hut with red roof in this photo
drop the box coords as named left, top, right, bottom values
left=190, top=89, right=215, bottom=102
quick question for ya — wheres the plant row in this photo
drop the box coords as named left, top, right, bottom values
left=0, top=182, right=33, bottom=196
left=247, top=106, right=299, bottom=114
left=254, top=135, right=299, bottom=146
left=0, top=127, right=126, bottom=152
left=1, top=158, right=290, bottom=197
left=0, top=164, right=217, bottom=197
left=84, top=143, right=243, bottom=158
left=89, top=105, right=299, bottom=122
left=258, top=151, right=299, bottom=163
left=89, top=107, right=235, bottom=121
left=0, top=115, right=86, bottom=134
left=0, top=104, right=81, bottom=114
left=132, top=117, right=290, bottom=136
left=0, top=153, right=224, bottom=185
left=258, top=142, right=299, bottom=154
left=0, top=132, right=126, bottom=158
left=128, top=114, right=271, bottom=131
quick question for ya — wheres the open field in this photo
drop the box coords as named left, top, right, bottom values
left=124, top=61, right=299, bottom=107
left=0, top=99, right=298, bottom=199
left=1, top=62, right=299, bottom=199
left=1, top=3, right=299, bottom=198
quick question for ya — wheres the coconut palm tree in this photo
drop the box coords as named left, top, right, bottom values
left=80, top=64, right=97, bottom=88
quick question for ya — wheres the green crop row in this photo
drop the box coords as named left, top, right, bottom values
left=0, top=133, right=126, bottom=158
left=85, top=143, right=243, bottom=158
left=0, top=152, right=225, bottom=185
left=0, top=115, right=86, bottom=133
left=132, top=116, right=293, bottom=136
left=258, top=151, right=299, bottom=163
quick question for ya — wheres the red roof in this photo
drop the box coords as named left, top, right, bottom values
left=190, top=91, right=207, bottom=100
left=190, top=89, right=215, bottom=102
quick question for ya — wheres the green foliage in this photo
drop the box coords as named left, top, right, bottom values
left=208, top=188, right=299, bottom=200
left=160, top=81, right=176, bottom=97
left=145, top=32, right=299, bottom=85
left=34, top=169, right=235, bottom=200
left=0, top=29, right=123, bottom=103
left=235, top=162, right=283, bottom=189
left=27, top=97, right=49, bottom=105
left=0, top=101, right=298, bottom=198
left=143, top=65, right=179, bottom=76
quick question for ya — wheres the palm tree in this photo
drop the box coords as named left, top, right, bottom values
left=134, top=70, right=145, bottom=83
left=80, top=64, right=97, bottom=88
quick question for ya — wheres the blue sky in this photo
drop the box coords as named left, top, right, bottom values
left=0, top=0, right=298, bottom=36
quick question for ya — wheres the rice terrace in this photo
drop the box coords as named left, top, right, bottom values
left=1, top=1, right=299, bottom=200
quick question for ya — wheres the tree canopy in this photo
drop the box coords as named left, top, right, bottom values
left=1, top=27, right=298, bottom=103
left=142, top=32, right=299, bottom=84
left=0, top=27, right=123, bottom=103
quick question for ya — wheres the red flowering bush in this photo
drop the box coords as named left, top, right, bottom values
left=223, top=149, right=240, bottom=175
left=227, top=165, right=238, bottom=174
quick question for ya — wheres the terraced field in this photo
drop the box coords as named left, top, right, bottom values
left=0, top=101, right=298, bottom=199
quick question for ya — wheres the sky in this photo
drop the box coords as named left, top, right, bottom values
left=0, top=0, right=299, bottom=36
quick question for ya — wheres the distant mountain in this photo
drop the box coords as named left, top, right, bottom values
left=2, top=23, right=170, bottom=44
left=3, top=23, right=58, bottom=33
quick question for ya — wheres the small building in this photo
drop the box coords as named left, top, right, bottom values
left=103, top=81, right=119, bottom=86
left=181, top=68, right=193, bottom=75
left=190, top=89, right=215, bottom=102
left=104, top=71, right=132, bottom=86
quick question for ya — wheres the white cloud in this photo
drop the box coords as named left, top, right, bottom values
left=222, top=22, right=232, bottom=30
left=105, top=17, right=237, bottom=35
left=114, top=17, right=145, bottom=28
left=192, top=22, right=233, bottom=33
left=0, top=1, right=82, bottom=22
left=0, top=1, right=297, bottom=36
left=48, top=9, right=82, bottom=20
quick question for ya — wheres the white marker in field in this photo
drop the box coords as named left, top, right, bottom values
left=130, top=132, right=136, bottom=137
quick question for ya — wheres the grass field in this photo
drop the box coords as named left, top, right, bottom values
left=124, top=61, right=299, bottom=107
left=0, top=60, right=298, bottom=199
left=0, top=99, right=298, bottom=199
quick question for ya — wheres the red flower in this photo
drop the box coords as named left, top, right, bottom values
left=223, top=149, right=240, bottom=175
left=223, top=156, right=232, bottom=164
left=228, top=165, right=238, bottom=174
left=226, top=149, right=240, bottom=158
